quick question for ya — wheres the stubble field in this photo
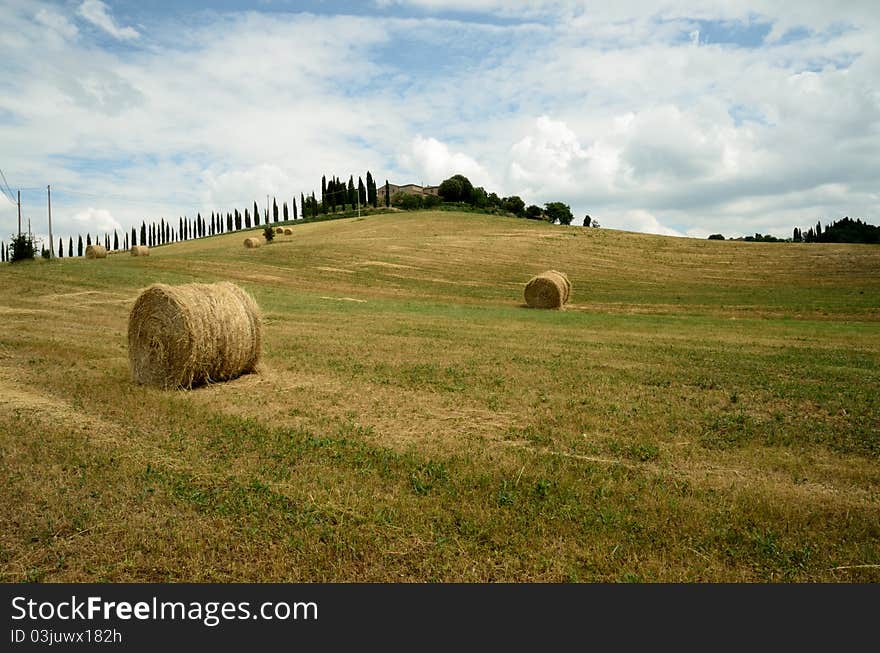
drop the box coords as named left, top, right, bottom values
left=1, top=210, right=878, bottom=582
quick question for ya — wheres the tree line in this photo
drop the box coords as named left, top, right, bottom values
left=708, top=217, right=878, bottom=244
left=2, top=169, right=390, bottom=263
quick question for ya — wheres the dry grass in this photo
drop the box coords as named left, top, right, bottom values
left=1, top=211, right=878, bottom=582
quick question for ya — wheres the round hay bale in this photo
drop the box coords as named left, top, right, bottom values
left=85, top=244, right=107, bottom=259
left=283, top=227, right=293, bottom=235
left=130, top=245, right=150, bottom=257
left=243, top=237, right=262, bottom=249
left=275, top=227, right=284, bottom=234
left=524, top=270, right=570, bottom=309
left=128, top=282, right=262, bottom=389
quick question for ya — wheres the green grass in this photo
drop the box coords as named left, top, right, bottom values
left=1, top=211, right=878, bottom=582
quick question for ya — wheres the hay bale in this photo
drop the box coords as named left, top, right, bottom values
left=243, top=237, right=262, bottom=249
left=283, top=227, right=293, bottom=235
left=524, top=270, right=571, bottom=309
left=130, top=245, right=150, bottom=257
left=275, top=227, right=284, bottom=234
left=85, top=244, right=107, bottom=259
left=128, top=282, right=262, bottom=389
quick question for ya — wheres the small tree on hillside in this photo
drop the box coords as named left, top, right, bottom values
left=526, top=205, right=544, bottom=220
left=544, top=202, right=573, bottom=225
left=384, top=181, right=390, bottom=208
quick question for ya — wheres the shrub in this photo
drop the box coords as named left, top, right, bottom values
left=8, top=234, right=37, bottom=263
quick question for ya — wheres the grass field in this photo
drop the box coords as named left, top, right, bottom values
left=1, top=210, right=878, bottom=582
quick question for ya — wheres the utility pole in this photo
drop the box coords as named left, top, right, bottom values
left=47, top=185, right=53, bottom=258
left=17, top=190, right=21, bottom=237
left=266, top=194, right=270, bottom=223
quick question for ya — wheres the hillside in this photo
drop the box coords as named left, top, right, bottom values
left=1, top=211, right=878, bottom=582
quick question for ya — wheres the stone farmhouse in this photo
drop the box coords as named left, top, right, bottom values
left=376, top=183, right=440, bottom=203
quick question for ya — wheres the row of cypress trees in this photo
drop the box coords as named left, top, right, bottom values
left=2, top=169, right=393, bottom=262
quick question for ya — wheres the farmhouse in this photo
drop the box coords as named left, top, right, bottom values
left=377, top=183, right=440, bottom=203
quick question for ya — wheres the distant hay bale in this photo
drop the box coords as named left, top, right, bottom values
left=243, top=237, right=262, bottom=249
left=85, top=244, right=107, bottom=259
left=130, top=245, right=150, bottom=257
left=283, top=227, right=293, bottom=235
left=128, top=282, right=262, bottom=389
left=275, top=227, right=284, bottom=234
left=524, top=270, right=571, bottom=309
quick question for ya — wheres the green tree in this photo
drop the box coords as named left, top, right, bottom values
left=321, top=175, right=328, bottom=213
left=367, top=171, right=377, bottom=207
left=544, top=202, right=573, bottom=225
left=502, top=196, right=526, bottom=217
left=384, top=180, right=391, bottom=208
left=358, top=177, right=366, bottom=207
left=273, top=197, right=279, bottom=222
left=77, top=235, right=83, bottom=256
left=8, top=233, right=37, bottom=262
left=113, top=230, right=119, bottom=250
left=438, top=174, right=474, bottom=203
left=283, top=201, right=289, bottom=221
left=582, top=215, right=591, bottom=227
left=526, top=205, right=544, bottom=220
left=263, top=224, right=275, bottom=242
left=68, top=237, right=73, bottom=257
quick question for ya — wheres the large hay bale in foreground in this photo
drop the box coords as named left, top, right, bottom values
left=283, top=227, right=293, bottom=235
left=524, top=270, right=571, bottom=309
left=128, top=282, right=262, bottom=389
left=243, top=237, right=262, bottom=249
left=131, top=245, right=150, bottom=257
left=85, top=244, right=107, bottom=259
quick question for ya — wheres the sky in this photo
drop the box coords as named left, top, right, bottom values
left=1, top=0, right=878, bottom=245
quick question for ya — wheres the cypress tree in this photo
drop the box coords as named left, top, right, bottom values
left=68, top=237, right=73, bottom=257
left=301, top=193, right=305, bottom=219
left=77, top=235, right=83, bottom=256
left=283, top=202, right=289, bottom=221
left=311, top=191, right=318, bottom=217
left=273, top=197, right=279, bottom=222
left=2, top=242, right=5, bottom=262
left=385, top=180, right=390, bottom=207
left=86, top=233, right=92, bottom=246
left=165, top=222, right=170, bottom=243
left=58, top=239, right=63, bottom=257
left=321, top=175, right=327, bottom=213
left=140, top=222, right=146, bottom=246
left=253, top=202, right=259, bottom=227
left=293, top=197, right=298, bottom=220
left=104, top=234, right=109, bottom=249
left=124, top=232, right=128, bottom=250
left=227, top=212, right=232, bottom=232
left=367, top=171, right=377, bottom=207
left=245, top=208, right=252, bottom=229
left=358, top=177, right=366, bottom=207
left=113, top=230, right=119, bottom=250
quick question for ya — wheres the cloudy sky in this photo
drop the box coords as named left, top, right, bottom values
left=1, top=0, right=878, bottom=244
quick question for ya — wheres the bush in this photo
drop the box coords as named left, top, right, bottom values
left=8, top=234, right=37, bottom=263
left=263, top=225, right=275, bottom=242
left=708, top=234, right=725, bottom=240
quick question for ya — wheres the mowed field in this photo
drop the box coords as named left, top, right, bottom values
left=1, top=210, right=878, bottom=582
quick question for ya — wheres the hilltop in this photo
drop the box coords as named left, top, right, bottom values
left=1, top=210, right=878, bottom=582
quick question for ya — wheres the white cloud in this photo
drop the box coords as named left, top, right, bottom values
left=1, top=1, right=879, bottom=241
left=71, top=208, right=122, bottom=234
left=77, top=0, right=139, bottom=40
left=401, top=136, right=491, bottom=187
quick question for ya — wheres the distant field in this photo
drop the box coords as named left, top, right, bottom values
left=1, top=211, right=878, bottom=582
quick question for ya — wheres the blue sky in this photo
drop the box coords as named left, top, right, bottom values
left=1, top=0, right=879, bottom=244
